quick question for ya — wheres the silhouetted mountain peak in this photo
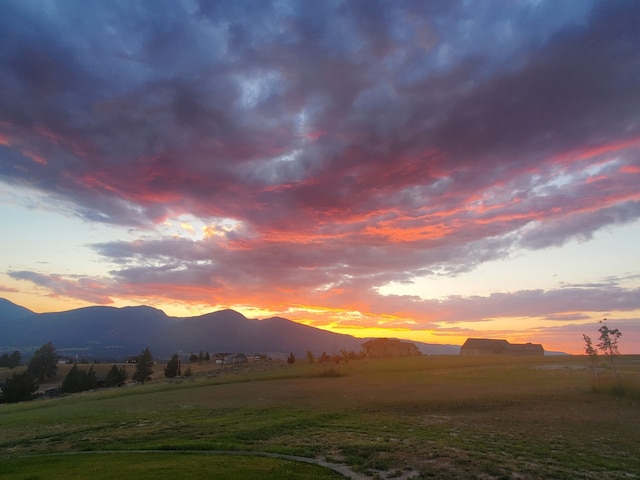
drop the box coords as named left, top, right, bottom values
left=0, top=298, right=34, bottom=321
left=262, top=316, right=292, bottom=323
left=191, top=309, right=249, bottom=323
left=0, top=300, right=464, bottom=359
left=119, top=305, right=169, bottom=319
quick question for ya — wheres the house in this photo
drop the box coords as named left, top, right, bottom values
left=460, top=338, right=544, bottom=356
left=56, top=355, right=75, bottom=364
left=226, top=353, right=247, bottom=364
left=215, top=353, right=248, bottom=364
left=361, top=338, right=421, bottom=358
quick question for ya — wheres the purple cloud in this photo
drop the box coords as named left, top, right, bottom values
left=9, top=271, right=113, bottom=305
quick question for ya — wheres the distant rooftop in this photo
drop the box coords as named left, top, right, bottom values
left=461, top=338, right=544, bottom=355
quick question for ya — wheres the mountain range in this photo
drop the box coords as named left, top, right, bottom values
left=0, top=298, right=460, bottom=360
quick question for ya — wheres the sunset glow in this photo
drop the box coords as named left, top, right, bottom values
left=1, top=0, right=639, bottom=354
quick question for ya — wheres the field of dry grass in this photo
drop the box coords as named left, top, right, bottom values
left=1, top=354, right=639, bottom=479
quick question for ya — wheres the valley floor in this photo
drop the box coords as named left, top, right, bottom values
left=1, top=355, right=639, bottom=479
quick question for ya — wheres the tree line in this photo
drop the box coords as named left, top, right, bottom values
left=0, top=343, right=155, bottom=403
left=0, top=342, right=57, bottom=403
left=0, top=350, right=21, bottom=368
left=1, top=342, right=207, bottom=403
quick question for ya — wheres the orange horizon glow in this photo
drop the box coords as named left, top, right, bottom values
left=3, top=286, right=633, bottom=355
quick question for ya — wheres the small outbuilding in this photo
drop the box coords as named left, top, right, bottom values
left=460, top=338, right=544, bottom=356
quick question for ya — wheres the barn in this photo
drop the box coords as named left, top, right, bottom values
left=460, top=338, right=544, bottom=356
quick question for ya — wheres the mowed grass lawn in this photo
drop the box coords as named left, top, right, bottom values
left=1, top=355, right=639, bottom=479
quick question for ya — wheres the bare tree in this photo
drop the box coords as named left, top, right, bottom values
left=596, top=319, right=622, bottom=387
left=582, top=334, right=599, bottom=385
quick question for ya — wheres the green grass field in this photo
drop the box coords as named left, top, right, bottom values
left=1, top=355, right=639, bottom=479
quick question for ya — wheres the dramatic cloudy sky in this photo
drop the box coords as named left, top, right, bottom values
left=1, top=0, right=639, bottom=353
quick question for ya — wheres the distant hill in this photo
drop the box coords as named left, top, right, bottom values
left=413, top=341, right=460, bottom=355
left=0, top=298, right=461, bottom=359
left=0, top=298, right=33, bottom=321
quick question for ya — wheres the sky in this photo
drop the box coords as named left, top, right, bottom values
left=1, top=0, right=639, bottom=354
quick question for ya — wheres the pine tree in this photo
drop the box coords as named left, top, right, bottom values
left=132, top=347, right=154, bottom=384
left=85, top=365, right=98, bottom=390
left=0, top=351, right=21, bottom=368
left=61, top=364, right=83, bottom=393
left=8, top=350, right=21, bottom=368
left=164, top=354, right=181, bottom=378
left=105, top=365, right=128, bottom=387
left=61, top=364, right=98, bottom=393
